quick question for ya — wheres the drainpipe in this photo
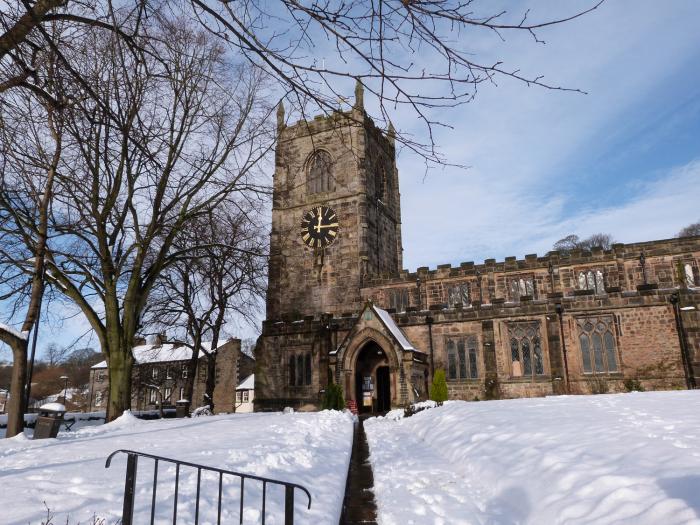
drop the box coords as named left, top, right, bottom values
left=427, top=315, right=435, bottom=378
left=670, top=293, right=696, bottom=390
left=555, top=303, right=570, bottom=392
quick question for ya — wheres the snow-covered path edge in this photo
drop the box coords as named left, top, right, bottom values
left=0, top=410, right=354, bottom=525
left=365, top=392, right=700, bottom=525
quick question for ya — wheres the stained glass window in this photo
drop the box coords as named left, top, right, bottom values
left=507, top=322, right=545, bottom=379
left=446, top=336, right=479, bottom=379
left=578, top=270, right=605, bottom=294
left=447, top=283, right=470, bottom=307
left=510, top=277, right=535, bottom=301
left=577, top=315, right=618, bottom=374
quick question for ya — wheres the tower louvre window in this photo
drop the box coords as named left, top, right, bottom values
left=307, top=150, right=334, bottom=194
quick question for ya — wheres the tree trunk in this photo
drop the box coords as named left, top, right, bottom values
left=106, top=346, right=134, bottom=422
left=205, top=353, right=217, bottom=413
left=6, top=339, right=28, bottom=437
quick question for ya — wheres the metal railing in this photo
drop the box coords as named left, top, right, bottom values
left=105, top=449, right=312, bottom=525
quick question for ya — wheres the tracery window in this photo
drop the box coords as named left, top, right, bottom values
left=388, top=288, right=410, bottom=312
left=289, top=352, right=312, bottom=386
left=446, top=336, right=479, bottom=380
left=508, top=322, right=545, bottom=378
left=578, top=270, right=605, bottom=294
left=577, top=316, right=618, bottom=374
left=447, top=282, right=470, bottom=307
left=509, top=277, right=535, bottom=301
left=307, top=150, right=334, bottom=194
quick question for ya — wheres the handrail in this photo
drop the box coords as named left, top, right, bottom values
left=105, top=449, right=312, bottom=525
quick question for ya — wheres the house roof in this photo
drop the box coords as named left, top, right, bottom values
left=236, top=374, right=254, bottom=390
left=91, top=339, right=232, bottom=369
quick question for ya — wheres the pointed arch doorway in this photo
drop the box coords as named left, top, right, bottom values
left=354, top=341, right=392, bottom=414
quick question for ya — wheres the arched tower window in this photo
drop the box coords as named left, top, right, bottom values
left=307, top=150, right=334, bottom=194
left=578, top=270, right=605, bottom=294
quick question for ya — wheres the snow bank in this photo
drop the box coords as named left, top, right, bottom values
left=0, top=410, right=353, bottom=524
left=365, top=391, right=700, bottom=524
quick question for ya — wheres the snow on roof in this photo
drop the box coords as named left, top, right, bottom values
left=91, top=339, right=232, bottom=369
left=237, top=374, right=254, bottom=390
left=0, top=323, right=29, bottom=341
left=372, top=305, right=416, bottom=351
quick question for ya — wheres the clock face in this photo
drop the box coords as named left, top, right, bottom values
left=300, top=205, right=339, bottom=249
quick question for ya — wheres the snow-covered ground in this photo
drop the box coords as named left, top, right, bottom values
left=0, top=410, right=354, bottom=524
left=365, top=391, right=700, bottom=525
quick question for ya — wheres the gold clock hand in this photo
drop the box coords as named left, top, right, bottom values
left=315, top=210, right=322, bottom=233
left=317, top=223, right=339, bottom=229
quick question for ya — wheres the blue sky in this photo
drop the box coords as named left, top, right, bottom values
left=3, top=0, right=700, bottom=359
left=391, top=0, right=700, bottom=268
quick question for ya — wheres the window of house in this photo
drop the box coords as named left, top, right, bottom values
left=242, top=391, right=249, bottom=402
left=508, top=322, right=545, bottom=377
left=199, top=366, right=207, bottom=380
left=151, top=367, right=159, bottom=380
left=389, top=288, right=410, bottom=312
left=236, top=391, right=242, bottom=403
left=149, top=389, right=157, bottom=403
left=447, top=283, right=470, bottom=307
left=509, top=277, right=535, bottom=301
left=95, top=391, right=103, bottom=407
left=181, top=365, right=188, bottom=379
left=307, top=150, right=334, bottom=194
left=578, top=270, right=605, bottom=294
left=577, top=316, right=618, bottom=374
left=166, top=366, right=173, bottom=379
left=685, top=263, right=696, bottom=287
left=96, top=371, right=105, bottom=382
left=164, top=387, right=172, bottom=402
left=179, top=387, right=185, bottom=400
left=446, top=336, right=479, bottom=380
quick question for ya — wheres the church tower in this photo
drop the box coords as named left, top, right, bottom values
left=266, top=82, right=403, bottom=321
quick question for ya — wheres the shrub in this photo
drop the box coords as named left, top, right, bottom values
left=623, top=378, right=645, bottom=392
left=429, top=369, right=449, bottom=406
left=322, top=383, right=345, bottom=410
left=587, top=377, right=609, bottom=395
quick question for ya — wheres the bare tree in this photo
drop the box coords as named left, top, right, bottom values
left=1, top=0, right=606, bottom=160
left=0, top=51, right=65, bottom=436
left=553, top=233, right=615, bottom=253
left=146, top=202, right=266, bottom=412
left=678, top=221, right=700, bottom=238
left=1, top=16, right=273, bottom=422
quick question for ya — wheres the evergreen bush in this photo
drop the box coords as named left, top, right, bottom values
left=322, top=383, right=345, bottom=410
left=429, top=369, right=449, bottom=406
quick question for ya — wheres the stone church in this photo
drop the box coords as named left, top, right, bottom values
left=254, top=82, right=700, bottom=413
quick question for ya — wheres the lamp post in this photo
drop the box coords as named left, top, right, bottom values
left=670, top=293, right=696, bottom=389
left=59, top=375, right=69, bottom=405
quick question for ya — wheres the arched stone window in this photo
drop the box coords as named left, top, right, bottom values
left=388, top=288, right=410, bottom=312
left=289, top=352, right=313, bottom=386
left=509, top=277, right=535, bottom=301
left=307, top=150, right=334, bottom=194
left=447, top=282, right=470, bottom=307
left=446, top=336, right=479, bottom=380
left=577, top=316, right=618, bottom=374
left=507, top=322, right=545, bottom=378
left=578, top=270, right=605, bottom=294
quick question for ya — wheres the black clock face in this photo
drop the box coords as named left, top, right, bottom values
left=300, top=206, right=339, bottom=249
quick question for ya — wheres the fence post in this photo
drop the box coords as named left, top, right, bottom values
left=122, top=453, right=138, bottom=525
left=284, top=485, right=295, bottom=525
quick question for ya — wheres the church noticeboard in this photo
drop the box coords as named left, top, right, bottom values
left=363, top=392, right=373, bottom=407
